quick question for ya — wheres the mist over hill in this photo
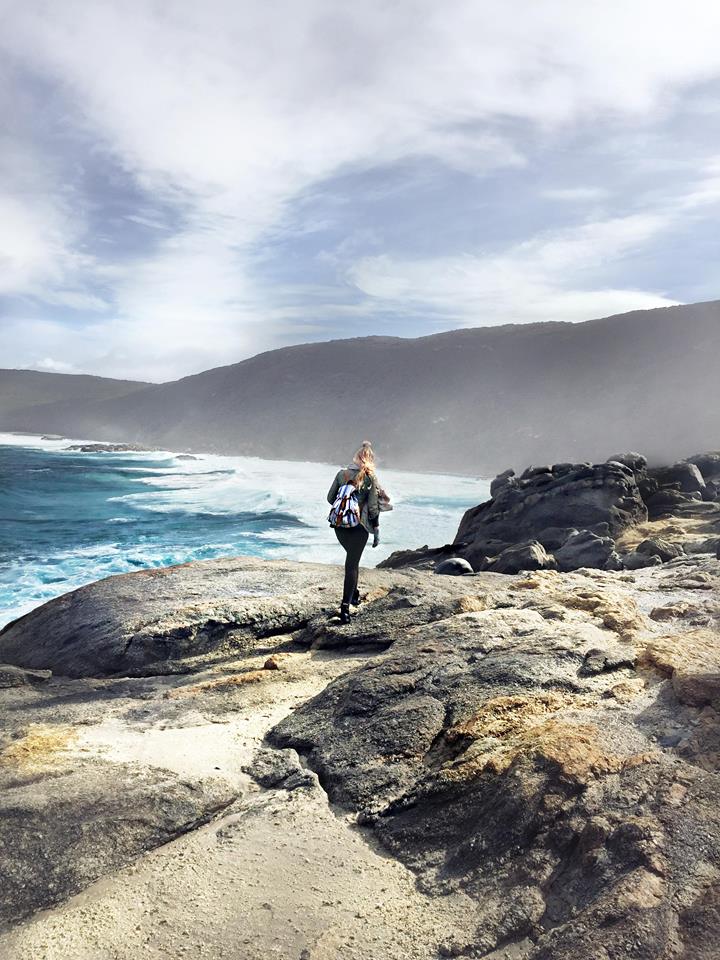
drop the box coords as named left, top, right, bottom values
left=2, top=300, right=719, bottom=474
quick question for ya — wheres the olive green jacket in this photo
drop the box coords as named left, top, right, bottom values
left=327, top=466, right=380, bottom=533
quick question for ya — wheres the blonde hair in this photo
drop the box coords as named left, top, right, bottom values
left=352, top=440, right=376, bottom=489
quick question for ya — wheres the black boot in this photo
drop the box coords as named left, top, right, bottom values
left=351, top=588, right=360, bottom=606
left=339, top=602, right=351, bottom=625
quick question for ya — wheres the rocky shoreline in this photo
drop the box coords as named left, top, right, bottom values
left=380, top=451, right=720, bottom=575
left=1, top=453, right=719, bottom=958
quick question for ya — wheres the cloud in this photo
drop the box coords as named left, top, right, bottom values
left=33, top=357, right=77, bottom=374
left=0, top=194, right=82, bottom=297
left=3, top=1, right=720, bottom=377
left=541, top=187, right=609, bottom=203
left=347, top=213, right=680, bottom=324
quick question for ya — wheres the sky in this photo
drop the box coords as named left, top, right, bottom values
left=2, top=1, right=720, bottom=383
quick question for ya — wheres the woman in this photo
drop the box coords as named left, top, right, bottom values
left=327, top=441, right=381, bottom=624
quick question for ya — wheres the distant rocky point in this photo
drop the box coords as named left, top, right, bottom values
left=63, top=442, right=150, bottom=453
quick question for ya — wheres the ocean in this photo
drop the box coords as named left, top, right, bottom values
left=0, top=433, right=489, bottom=628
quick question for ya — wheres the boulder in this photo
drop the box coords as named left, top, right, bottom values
left=606, top=452, right=648, bottom=473
left=686, top=452, right=720, bottom=481
left=637, top=475, right=660, bottom=501
left=490, top=469, right=516, bottom=498
left=378, top=543, right=463, bottom=571
left=534, top=527, right=579, bottom=551
left=702, top=480, right=720, bottom=502
left=649, top=461, right=706, bottom=493
left=483, top=542, right=557, bottom=575
left=636, top=538, right=685, bottom=563
left=644, top=487, right=699, bottom=519
left=550, top=462, right=577, bottom=476
left=454, top=460, right=646, bottom=570
left=684, top=536, right=720, bottom=556
left=519, top=465, right=553, bottom=481
left=245, top=748, right=319, bottom=791
left=606, top=452, right=662, bottom=504
left=435, top=558, right=474, bottom=576
left=554, top=530, right=622, bottom=572
left=622, top=551, right=663, bottom=571
left=578, top=646, right=636, bottom=676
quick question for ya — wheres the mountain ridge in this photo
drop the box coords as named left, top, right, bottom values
left=2, top=299, right=719, bottom=474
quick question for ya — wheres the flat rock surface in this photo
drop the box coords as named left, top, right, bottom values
left=0, top=557, right=429, bottom=678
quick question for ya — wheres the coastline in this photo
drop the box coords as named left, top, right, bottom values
left=0, top=430, right=491, bottom=480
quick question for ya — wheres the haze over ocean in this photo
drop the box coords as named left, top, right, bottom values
left=0, top=434, right=489, bottom=628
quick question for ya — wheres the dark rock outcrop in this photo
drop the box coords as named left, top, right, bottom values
left=453, top=459, right=646, bottom=572
left=490, top=468, right=516, bottom=498
left=533, top=526, right=579, bottom=550
left=63, top=442, right=150, bottom=453
left=0, top=558, right=484, bottom=679
left=702, top=481, right=720, bottom=501
left=379, top=543, right=462, bottom=572
left=644, top=486, right=699, bottom=519
left=606, top=451, right=648, bottom=473
left=385, top=452, right=720, bottom=578
left=245, top=748, right=319, bottom=791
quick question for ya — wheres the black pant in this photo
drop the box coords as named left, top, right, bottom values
left=335, top=526, right=369, bottom=604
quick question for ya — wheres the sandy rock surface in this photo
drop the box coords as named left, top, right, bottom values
left=0, top=550, right=719, bottom=958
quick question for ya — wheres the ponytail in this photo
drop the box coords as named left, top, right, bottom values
left=352, top=440, right=376, bottom=489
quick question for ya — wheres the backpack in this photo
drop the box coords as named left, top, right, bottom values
left=328, top=478, right=361, bottom=528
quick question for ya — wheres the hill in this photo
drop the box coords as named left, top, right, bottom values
left=2, top=300, right=719, bottom=473
left=0, top=369, right=149, bottom=430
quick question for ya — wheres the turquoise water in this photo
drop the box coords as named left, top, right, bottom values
left=0, top=435, right=489, bottom=627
